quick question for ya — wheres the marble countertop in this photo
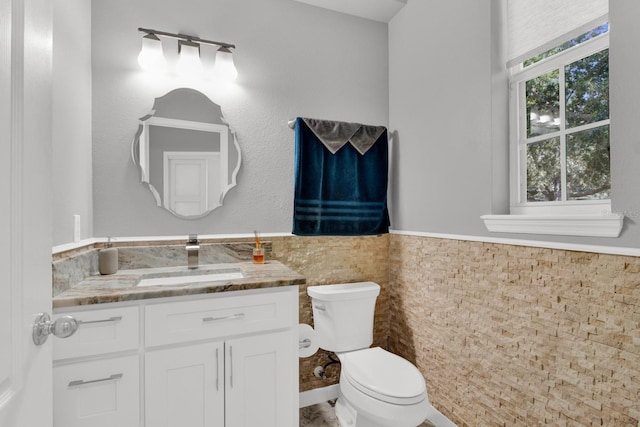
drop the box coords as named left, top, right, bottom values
left=53, top=261, right=305, bottom=309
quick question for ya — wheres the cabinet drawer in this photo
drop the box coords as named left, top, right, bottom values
left=53, top=355, right=139, bottom=427
left=145, top=289, right=295, bottom=347
left=53, top=306, right=139, bottom=360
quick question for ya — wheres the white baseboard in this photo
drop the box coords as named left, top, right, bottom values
left=299, top=384, right=339, bottom=408
left=426, top=403, right=458, bottom=427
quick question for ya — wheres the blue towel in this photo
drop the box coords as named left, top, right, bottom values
left=293, top=117, right=390, bottom=236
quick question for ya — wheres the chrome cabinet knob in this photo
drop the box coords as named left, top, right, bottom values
left=32, top=313, right=79, bottom=345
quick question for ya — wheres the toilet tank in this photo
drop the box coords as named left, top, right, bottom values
left=307, top=282, right=380, bottom=352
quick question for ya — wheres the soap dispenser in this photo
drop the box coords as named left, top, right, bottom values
left=99, top=237, right=118, bottom=275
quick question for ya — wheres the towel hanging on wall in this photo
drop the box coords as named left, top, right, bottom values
left=293, top=117, right=390, bottom=236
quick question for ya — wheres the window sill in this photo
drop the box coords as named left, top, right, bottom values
left=480, top=213, right=624, bottom=238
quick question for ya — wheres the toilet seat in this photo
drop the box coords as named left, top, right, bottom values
left=340, top=347, right=426, bottom=405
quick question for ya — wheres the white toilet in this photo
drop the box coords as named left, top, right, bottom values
left=307, top=282, right=429, bottom=427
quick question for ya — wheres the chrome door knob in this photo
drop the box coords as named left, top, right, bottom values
left=32, top=313, right=79, bottom=345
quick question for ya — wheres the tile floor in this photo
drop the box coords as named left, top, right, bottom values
left=299, top=400, right=340, bottom=427
left=299, top=400, right=435, bottom=427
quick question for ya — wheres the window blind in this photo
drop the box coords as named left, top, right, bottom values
left=506, top=0, right=608, bottom=67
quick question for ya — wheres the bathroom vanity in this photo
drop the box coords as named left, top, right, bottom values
left=52, top=261, right=304, bottom=427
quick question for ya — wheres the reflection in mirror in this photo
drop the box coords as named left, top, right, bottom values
left=132, top=88, right=241, bottom=218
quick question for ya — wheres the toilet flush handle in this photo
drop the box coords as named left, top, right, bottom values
left=313, top=304, right=326, bottom=312
left=299, top=339, right=312, bottom=349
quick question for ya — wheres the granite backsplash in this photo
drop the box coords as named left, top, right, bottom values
left=52, top=240, right=272, bottom=296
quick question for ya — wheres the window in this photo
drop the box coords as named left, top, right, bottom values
left=481, top=4, right=623, bottom=238
left=511, top=24, right=611, bottom=213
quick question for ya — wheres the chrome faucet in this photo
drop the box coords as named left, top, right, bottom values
left=186, top=234, right=200, bottom=269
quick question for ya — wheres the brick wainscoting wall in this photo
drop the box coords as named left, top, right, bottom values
left=389, top=234, right=639, bottom=426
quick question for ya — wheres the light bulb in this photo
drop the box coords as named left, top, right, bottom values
left=213, top=47, right=238, bottom=81
left=137, top=33, right=166, bottom=72
left=176, top=40, right=203, bottom=76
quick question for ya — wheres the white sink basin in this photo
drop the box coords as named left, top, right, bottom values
left=137, top=270, right=244, bottom=287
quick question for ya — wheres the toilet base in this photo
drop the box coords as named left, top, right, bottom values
left=335, top=385, right=428, bottom=427
left=335, top=396, right=387, bottom=427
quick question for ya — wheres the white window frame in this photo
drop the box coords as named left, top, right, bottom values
left=510, top=33, right=610, bottom=215
left=482, top=28, right=623, bottom=237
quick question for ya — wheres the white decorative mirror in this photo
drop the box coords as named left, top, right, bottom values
left=131, top=88, right=241, bottom=218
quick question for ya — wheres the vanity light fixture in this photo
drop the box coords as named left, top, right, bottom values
left=176, top=39, right=203, bottom=76
left=137, top=27, right=238, bottom=81
left=212, top=46, right=238, bottom=81
left=137, top=32, right=167, bottom=72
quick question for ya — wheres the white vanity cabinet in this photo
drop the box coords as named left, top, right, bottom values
left=144, top=289, right=298, bottom=427
left=53, top=286, right=299, bottom=427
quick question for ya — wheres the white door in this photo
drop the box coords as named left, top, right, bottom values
left=0, top=0, right=54, bottom=426
left=164, top=151, right=221, bottom=217
left=167, top=157, right=208, bottom=216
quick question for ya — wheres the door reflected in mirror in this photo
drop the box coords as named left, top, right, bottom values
left=132, top=88, right=241, bottom=218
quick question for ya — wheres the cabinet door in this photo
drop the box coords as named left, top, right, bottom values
left=225, top=330, right=297, bottom=427
left=145, top=342, right=224, bottom=427
left=53, top=355, right=139, bottom=427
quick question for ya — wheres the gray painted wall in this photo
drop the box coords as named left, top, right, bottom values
left=609, top=0, right=640, bottom=248
left=52, top=0, right=93, bottom=245
left=55, top=0, right=640, bottom=250
left=90, top=0, right=389, bottom=238
left=389, top=0, right=640, bottom=249
left=389, top=0, right=494, bottom=236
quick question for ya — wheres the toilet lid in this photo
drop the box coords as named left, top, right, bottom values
left=341, top=347, right=426, bottom=405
